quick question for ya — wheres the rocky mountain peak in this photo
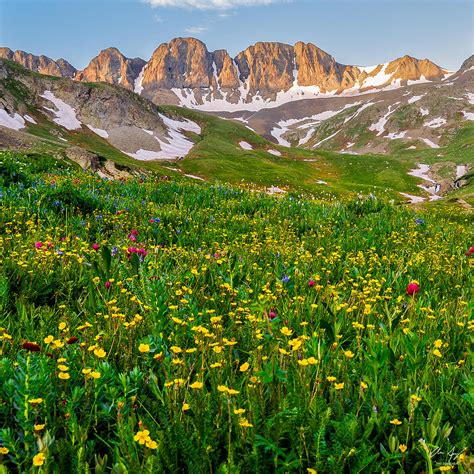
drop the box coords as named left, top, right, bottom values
left=459, top=55, right=474, bottom=71
left=75, top=47, right=146, bottom=90
left=0, top=48, right=76, bottom=77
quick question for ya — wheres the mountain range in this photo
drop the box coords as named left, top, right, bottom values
left=0, top=37, right=472, bottom=205
left=0, top=38, right=451, bottom=112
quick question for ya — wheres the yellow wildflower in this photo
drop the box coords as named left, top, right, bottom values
left=134, top=430, right=151, bottom=445
left=138, top=343, right=150, bottom=353
left=33, top=453, right=46, bottom=466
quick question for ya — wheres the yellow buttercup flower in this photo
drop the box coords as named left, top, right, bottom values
left=58, top=372, right=70, bottom=380
left=138, top=343, right=150, bottom=353
left=134, top=430, right=151, bottom=445
left=189, top=381, right=203, bottom=389
left=146, top=439, right=158, bottom=449
left=28, top=398, right=44, bottom=405
left=33, top=453, right=46, bottom=466
left=239, top=417, right=253, bottom=428
left=280, top=327, right=293, bottom=336
left=390, top=419, right=402, bottom=426
left=94, top=348, right=106, bottom=358
left=239, top=362, right=250, bottom=372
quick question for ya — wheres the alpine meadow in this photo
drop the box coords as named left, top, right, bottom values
left=0, top=0, right=473, bottom=472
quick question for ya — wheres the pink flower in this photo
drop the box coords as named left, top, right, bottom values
left=308, top=279, right=315, bottom=287
left=35, top=241, right=43, bottom=249
left=268, top=311, right=277, bottom=320
left=92, top=243, right=100, bottom=250
left=131, top=229, right=139, bottom=236
left=406, top=282, right=420, bottom=296
left=105, top=281, right=111, bottom=289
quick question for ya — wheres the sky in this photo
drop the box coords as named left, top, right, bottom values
left=0, top=0, right=472, bottom=71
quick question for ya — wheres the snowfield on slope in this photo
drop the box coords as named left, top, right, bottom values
left=40, top=90, right=82, bottom=130
left=0, top=109, right=26, bottom=130
left=124, top=115, right=201, bottom=161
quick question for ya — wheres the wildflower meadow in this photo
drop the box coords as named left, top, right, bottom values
left=0, top=153, right=472, bottom=473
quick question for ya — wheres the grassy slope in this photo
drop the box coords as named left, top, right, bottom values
left=1, top=58, right=472, bottom=204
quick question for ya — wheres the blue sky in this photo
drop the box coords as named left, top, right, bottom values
left=0, top=0, right=472, bottom=70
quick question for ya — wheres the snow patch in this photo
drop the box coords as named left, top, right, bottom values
left=466, top=92, right=474, bottom=105
left=462, top=111, right=474, bottom=121
left=159, top=113, right=201, bottom=134
left=361, top=63, right=391, bottom=88
left=386, top=131, right=406, bottom=140
left=184, top=174, right=205, bottom=181
left=40, top=90, right=81, bottom=130
left=0, top=109, right=25, bottom=130
left=239, top=141, right=253, bottom=150
left=313, top=130, right=340, bottom=148
left=369, top=105, right=398, bottom=136
left=456, top=165, right=468, bottom=179
left=399, top=193, right=425, bottom=204
left=267, top=186, right=286, bottom=195
left=424, top=117, right=446, bottom=128
left=86, top=125, right=109, bottom=138
left=408, top=163, right=441, bottom=200
left=419, top=108, right=429, bottom=116
left=134, top=66, right=146, bottom=95
left=407, top=75, right=431, bottom=86
left=24, top=114, right=37, bottom=124
left=124, top=114, right=201, bottom=160
left=408, top=164, right=436, bottom=184
left=408, top=94, right=424, bottom=104
left=421, top=138, right=440, bottom=149
left=268, top=149, right=281, bottom=156
left=270, top=102, right=360, bottom=148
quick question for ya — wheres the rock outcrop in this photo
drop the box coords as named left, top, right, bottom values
left=0, top=48, right=76, bottom=77
left=75, top=47, right=146, bottom=90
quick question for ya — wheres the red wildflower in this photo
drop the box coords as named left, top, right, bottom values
left=22, top=341, right=41, bottom=352
left=406, top=282, right=420, bottom=296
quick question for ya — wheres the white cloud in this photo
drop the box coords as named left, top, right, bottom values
left=145, top=0, right=279, bottom=9
left=184, top=26, right=208, bottom=33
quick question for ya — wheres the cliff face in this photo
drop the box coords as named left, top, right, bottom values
left=1, top=38, right=449, bottom=109
left=0, top=48, right=76, bottom=77
left=141, top=38, right=213, bottom=90
left=75, top=47, right=146, bottom=90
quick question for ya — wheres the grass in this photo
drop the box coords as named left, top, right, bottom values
left=0, top=151, right=472, bottom=473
